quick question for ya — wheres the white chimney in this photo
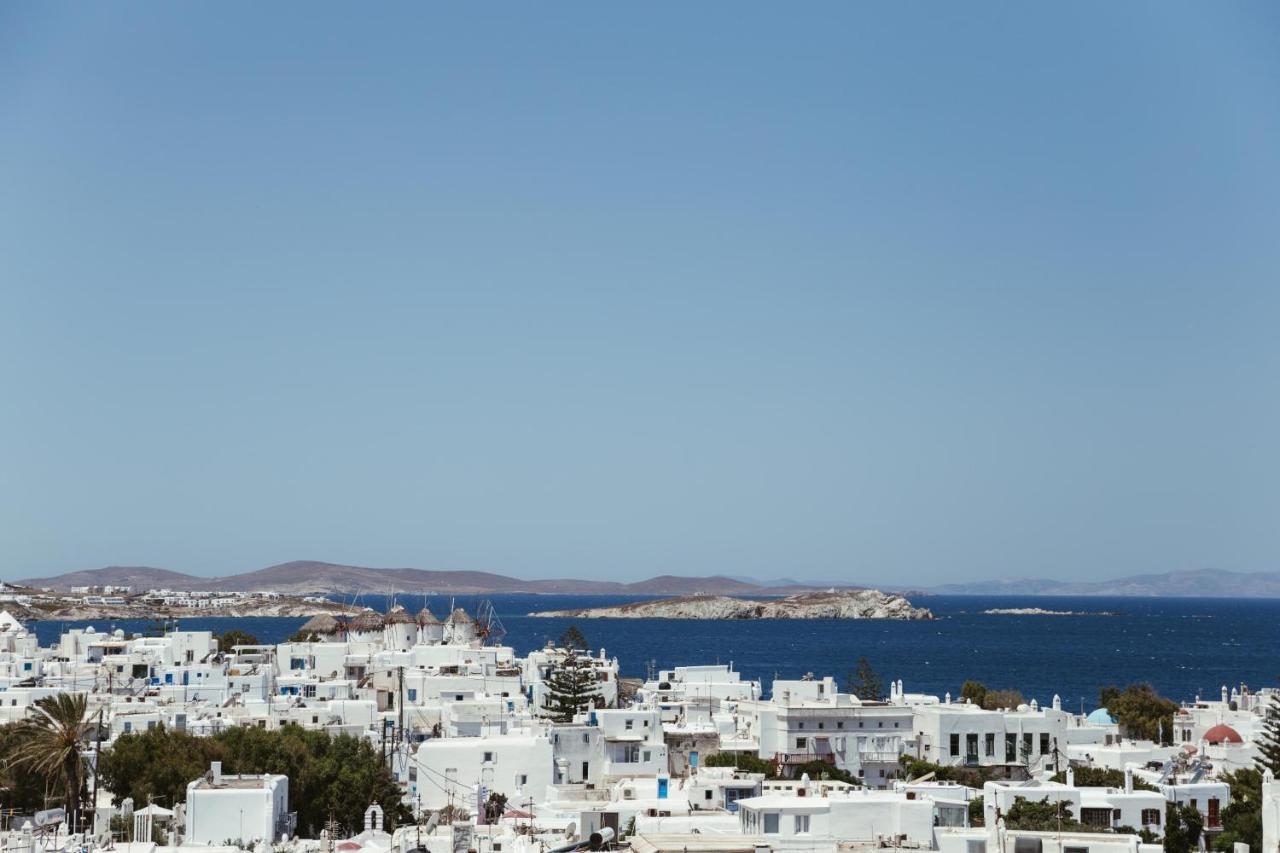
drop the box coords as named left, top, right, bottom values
left=1124, top=766, right=1133, bottom=794
left=210, top=761, right=222, bottom=784
left=1066, top=767, right=1075, bottom=787
left=1053, top=694, right=1062, bottom=711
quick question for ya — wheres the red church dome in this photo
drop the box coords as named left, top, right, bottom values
left=1203, top=724, right=1243, bottom=745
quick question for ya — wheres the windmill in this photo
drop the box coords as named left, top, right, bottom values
left=475, top=600, right=507, bottom=646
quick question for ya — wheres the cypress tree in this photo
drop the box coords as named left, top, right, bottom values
left=542, top=650, right=601, bottom=723
left=1257, top=691, right=1280, bottom=776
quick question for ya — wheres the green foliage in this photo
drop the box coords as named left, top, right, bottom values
left=1257, top=691, right=1280, bottom=776
left=961, top=681, right=987, bottom=707
left=0, top=723, right=61, bottom=812
left=897, top=755, right=990, bottom=789
left=1049, top=766, right=1158, bottom=791
left=969, top=796, right=984, bottom=827
left=483, top=791, right=508, bottom=823
left=10, top=693, right=94, bottom=830
left=1163, top=802, right=1203, bottom=853
left=1004, top=796, right=1089, bottom=832
left=215, top=629, right=260, bottom=651
left=703, top=752, right=778, bottom=777
left=789, top=759, right=860, bottom=785
left=1115, top=826, right=1160, bottom=844
left=956, top=681, right=1024, bottom=711
left=541, top=650, right=601, bottom=723
left=981, top=688, right=1026, bottom=711
left=98, top=725, right=221, bottom=808
left=848, top=657, right=884, bottom=702
left=98, top=724, right=409, bottom=836
left=1211, top=768, right=1262, bottom=852
left=287, top=630, right=322, bottom=642
left=1099, top=684, right=1178, bottom=744
left=558, top=625, right=588, bottom=651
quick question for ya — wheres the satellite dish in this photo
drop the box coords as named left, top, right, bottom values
left=565, top=822, right=577, bottom=841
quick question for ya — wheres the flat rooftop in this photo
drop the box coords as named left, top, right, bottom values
left=191, top=775, right=276, bottom=790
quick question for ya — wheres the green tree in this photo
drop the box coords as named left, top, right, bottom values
left=11, top=693, right=94, bottom=832
left=98, top=726, right=223, bottom=808
left=1099, top=684, right=1178, bottom=744
left=1049, top=767, right=1158, bottom=791
left=960, top=681, right=988, bottom=707
left=483, top=791, right=508, bottom=823
left=215, top=629, right=260, bottom=651
left=558, top=625, right=588, bottom=651
left=1257, top=691, right=1280, bottom=775
left=789, top=759, right=860, bottom=785
left=541, top=650, right=601, bottom=723
left=99, top=724, right=408, bottom=837
left=956, top=681, right=1024, bottom=711
left=1211, top=768, right=1262, bottom=852
left=703, top=752, right=778, bottom=777
left=0, top=723, right=61, bottom=813
left=897, top=755, right=989, bottom=789
left=848, top=657, right=884, bottom=701
left=1163, top=802, right=1203, bottom=853
left=969, top=795, right=984, bottom=827
left=980, top=688, right=1025, bottom=711
left=1005, top=796, right=1083, bottom=832
left=1115, top=826, right=1160, bottom=844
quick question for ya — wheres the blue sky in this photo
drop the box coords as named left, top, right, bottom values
left=2, top=3, right=1278, bottom=584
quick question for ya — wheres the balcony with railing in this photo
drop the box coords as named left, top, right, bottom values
left=779, top=752, right=836, bottom=766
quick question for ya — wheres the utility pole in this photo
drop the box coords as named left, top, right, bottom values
left=398, top=665, right=405, bottom=747
left=90, top=707, right=104, bottom=837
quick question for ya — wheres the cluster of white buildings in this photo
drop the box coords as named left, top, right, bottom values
left=0, top=605, right=1277, bottom=853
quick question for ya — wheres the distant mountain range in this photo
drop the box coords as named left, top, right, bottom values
left=919, top=568, right=1280, bottom=598
left=14, top=563, right=1280, bottom=599
left=16, top=561, right=812, bottom=596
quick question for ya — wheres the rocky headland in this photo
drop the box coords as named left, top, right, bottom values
left=529, top=589, right=933, bottom=620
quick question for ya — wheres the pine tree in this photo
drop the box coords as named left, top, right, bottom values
left=1257, top=691, right=1280, bottom=776
left=847, top=657, right=884, bottom=701
left=542, top=650, right=601, bottom=723
left=559, top=625, right=588, bottom=651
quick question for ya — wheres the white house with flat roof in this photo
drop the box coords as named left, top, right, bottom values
left=184, top=761, right=290, bottom=845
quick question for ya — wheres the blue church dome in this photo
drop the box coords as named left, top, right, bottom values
left=1087, top=707, right=1118, bottom=725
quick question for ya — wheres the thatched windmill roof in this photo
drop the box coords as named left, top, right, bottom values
left=384, top=606, right=415, bottom=625
left=347, top=610, right=384, bottom=631
left=298, top=613, right=341, bottom=635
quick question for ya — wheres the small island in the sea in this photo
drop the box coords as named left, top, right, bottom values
left=529, top=588, right=933, bottom=620
left=982, top=607, right=1117, bottom=616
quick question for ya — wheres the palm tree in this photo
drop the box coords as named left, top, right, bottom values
left=13, top=693, right=94, bottom=832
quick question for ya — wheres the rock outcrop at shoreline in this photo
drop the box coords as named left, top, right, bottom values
left=529, top=589, right=933, bottom=620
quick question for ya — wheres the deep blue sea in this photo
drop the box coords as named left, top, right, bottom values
left=30, top=595, right=1280, bottom=710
